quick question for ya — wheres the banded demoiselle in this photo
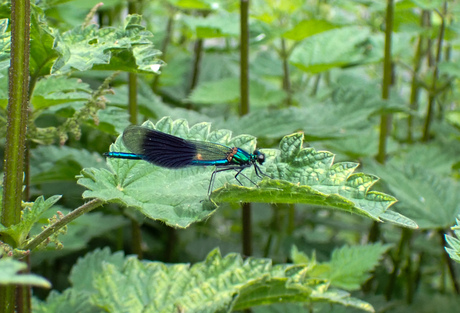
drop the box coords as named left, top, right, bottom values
left=104, top=125, right=269, bottom=194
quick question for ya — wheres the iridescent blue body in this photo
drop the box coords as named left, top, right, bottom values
left=104, top=125, right=268, bottom=194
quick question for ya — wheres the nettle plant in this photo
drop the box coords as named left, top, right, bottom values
left=1, top=0, right=460, bottom=313
left=4, top=116, right=416, bottom=312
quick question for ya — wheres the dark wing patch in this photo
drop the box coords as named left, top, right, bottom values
left=122, top=126, right=197, bottom=168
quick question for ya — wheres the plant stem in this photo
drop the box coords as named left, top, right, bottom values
left=24, top=199, right=104, bottom=251
left=1, top=0, right=31, bottom=244
left=280, top=38, right=292, bottom=106
left=407, top=12, right=426, bottom=143
left=187, top=39, right=203, bottom=99
left=0, top=0, right=31, bottom=311
left=128, top=72, right=143, bottom=259
left=310, top=74, right=321, bottom=97
left=240, top=0, right=251, bottom=257
left=152, top=8, right=175, bottom=92
left=376, top=0, right=394, bottom=164
left=422, top=3, right=447, bottom=142
left=385, top=228, right=412, bottom=300
left=127, top=0, right=143, bottom=260
left=439, top=229, right=460, bottom=294
left=240, top=0, right=249, bottom=117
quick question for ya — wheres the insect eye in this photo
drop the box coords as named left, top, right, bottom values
left=255, top=150, right=265, bottom=164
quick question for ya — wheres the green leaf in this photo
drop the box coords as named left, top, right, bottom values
left=0, top=257, right=50, bottom=287
left=72, top=248, right=373, bottom=312
left=31, top=76, right=92, bottom=110
left=78, top=118, right=234, bottom=228
left=32, top=289, right=100, bottom=313
left=30, top=209, right=128, bottom=264
left=30, top=5, right=60, bottom=79
left=446, top=110, right=460, bottom=129
left=183, top=11, right=240, bottom=38
left=365, top=161, right=460, bottom=229
left=52, top=15, right=163, bottom=74
left=106, top=82, right=211, bottom=127
left=169, top=0, right=213, bottom=10
left=0, top=195, right=61, bottom=247
left=70, top=247, right=125, bottom=293
left=0, top=18, right=11, bottom=76
left=283, top=19, right=340, bottom=41
left=79, top=117, right=415, bottom=228
left=316, top=243, right=391, bottom=290
left=215, top=78, right=393, bottom=140
left=30, top=145, right=107, bottom=185
left=0, top=18, right=10, bottom=108
left=445, top=216, right=460, bottom=263
left=384, top=142, right=460, bottom=176
left=214, top=132, right=414, bottom=228
left=290, top=26, right=381, bottom=73
left=188, top=77, right=286, bottom=107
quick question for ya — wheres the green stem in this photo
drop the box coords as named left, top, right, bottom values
left=0, top=0, right=31, bottom=311
left=24, top=199, right=104, bottom=251
left=152, top=9, right=175, bottom=92
left=422, top=3, right=447, bottom=142
left=376, top=0, right=394, bottom=164
left=187, top=39, right=203, bottom=99
left=280, top=38, right=292, bottom=106
left=310, top=74, right=321, bottom=97
left=287, top=204, right=295, bottom=236
left=128, top=72, right=144, bottom=259
left=385, top=228, right=412, bottom=300
left=439, top=229, right=460, bottom=294
left=240, top=0, right=251, bottom=256
left=240, top=0, right=249, bottom=117
left=128, top=73, right=138, bottom=125
left=127, top=0, right=144, bottom=260
left=407, top=11, right=426, bottom=143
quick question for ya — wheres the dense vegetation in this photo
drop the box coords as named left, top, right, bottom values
left=1, top=0, right=460, bottom=312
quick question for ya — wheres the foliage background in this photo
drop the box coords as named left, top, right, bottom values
left=1, top=0, right=460, bottom=312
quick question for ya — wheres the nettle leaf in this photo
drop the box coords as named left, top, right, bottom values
left=59, top=248, right=373, bottom=312
left=214, top=78, right=392, bottom=140
left=0, top=18, right=10, bottom=108
left=30, top=208, right=127, bottom=264
left=386, top=142, right=460, bottom=176
left=169, top=0, right=213, bottom=10
left=290, top=26, right=382, bottom=74
left=32, top=289, right=99, bottom=313
left=30, top=145, right=107, bottom=185
left=217, top=99, right=381, bottom=140
left=52, top=14, right=163, bottom=74
left=214, top=133, right=415, bottom=228
left=78, top=118, right=241, bottom=228
left=365, top=161, right=460, bottom=229
left=310, top=243, right=391, bottom=290
left=70, top=247, right=126, bottom=293
left=0, top=18, right=10, bottom=74
left=79, top=117, right=415, bottom=229
left=0, top=195, right=61, bottom=247
left=31, top=76, right=92, bottom=110
left=445, top=216, right=460, bottom=263
left=188, top=77, right=286, bottom=107
left=30, top=5, right=60, bottom=79
left=182, top=11, right=240, bottom=38
left=106, top=83, right=211, bottom=127
left=283, top=19, right=340, bottom=41
left=0, top=258, right=50, bottom=288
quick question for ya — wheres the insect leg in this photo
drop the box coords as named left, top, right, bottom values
left=208, top=166, right=243, bottom=195
left=254, top=164, right=271, bottom=179
left=234, top=166, right=256, bottom=186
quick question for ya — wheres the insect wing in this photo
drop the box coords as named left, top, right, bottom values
left=189, top=140, right=233, bottom=164
left=122, top=126, right=197, bottom=168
